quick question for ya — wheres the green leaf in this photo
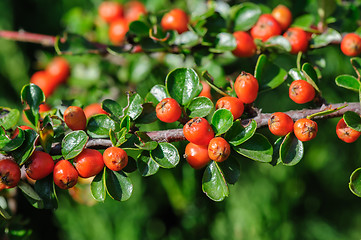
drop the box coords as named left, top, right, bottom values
left=218, top=156, right=241, bottom=184
left=270, top=137, right=283, bottom=166
left=210, top=33, right=237, bottom=53
left=135, top=141, right=158, bottom=151
left=351, top=57, right=361, bottom=78
left=0, top=108, right=20, bottom=130
left=135, top=103, right=157, bottom=124
left=302, top=63, right=321, bottom=92
left=288, top=68, right=306, bottom=81
left=120, top=116, right=131, bottom=132
left=102, top=99, right=123, bottom=121
left=233, top=2, right=261, bottom=31
left=39, top=120, right=54, bottom=153
left=186, top=96, right=214, bottom=118
left=225, top=120, right=257, bottom=146
left=174, top=31, right=200, bottom=47
left=145, top=85, right=170, bottom=106
left=233, top=133, right=273, bottom=163
left=264, top=36, right=291, bottom=52
left=343, top=111, right=361, bottom=132
left=211, top=109, right=235, bottom=136
left=150, top=142, right=180, bottom=168
left=105, top=169, right=133, bottom=201
left=202, top=161, right=229, bottom=202
left=21, top=84, right=45, bottom=111
left=127, top=94, right=143, bottom=120
left=349, top=168, right=361, bottom=197
left=18, top=180, right=42, bottom=201
left=61, top=130, right=88, bottom=160
left=166, top=68, right=202, bottom=106
left=87, top=114, right=119, bottom=138
left=91, top=168, right=106, bottom=202
left=10, top=129, right=38, bottom=165
left=0, top=206, right=11, bottom=220
left=34, top=175, right=58, bottom=209
left=0, top=127, right=24, bottom=152
left=291, top=14, right=315, bottom=29
left=280, top=133, right=304, bottom=166
left=137, top=153, right=159, bottom=177
left=310, top=28, right=341, bottom=49
left=128, top=20, right=149, bottom=36
left=254, top=54, right=287, bottom=92
left=55, top=33, right=98, bottom=55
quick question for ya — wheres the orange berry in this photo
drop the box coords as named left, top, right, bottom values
left=184, top=143, right=211, bottom=169
left=53, top=160, right=78, bottom=189
left=336, top=118, right=361, bottom=143
left=183, top=117, right=214, bottom=146
left=208, top=137, right=231, bottom=162
left=340, top=33, right=361, bottom=57
left=271, top=5, right=292, bottom=31
left=250, top=14, right=282, bottom=42
left=156, top=98, right=182, bottom=123
left=215, top=96, right=244, bottom=120
left=289, top=80, right=315, bottom=104
left=84, top=103, right=108, bottom=119
left=0, top=159, right=21, bottom=190
left=232, top=31, right=257, bottom=58
left=161, top=8, right=189, bottom=34
left=234, top=71, right=259, bottom=104
left=25, top=151, right=54, bottom=180
left=103, top=147, right=128, bottom=171
left=98, top=1, right=124, bottom=23
left=294, top=118, right=318, bottom=142
left=46, top=57, right=70, bottom=85
left=124, top=1, right=147, bottom=23
left=268, top=112, right=294, bottom=136
left=30, top=71, right=57, bottom=97
left=109, top=18, right=129, bottom=45
left=74, top=149, right=104, bottom=178
left=64, top=106, right=87, bottom=131
left=283, top=27, right=309, bottom=54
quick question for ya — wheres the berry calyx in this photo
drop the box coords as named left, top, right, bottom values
left=232, top=31, right=257, bottom=58
left=208, top=137, right=231, bottom=162
left=103, top=147, right=128, bottom=171
left=294, top=118, right=318, bottom=142
left=64, top=106, right=87, bottom=131
left=161, top=8, right=189, bottom=34
left=215, top=96, right=244, bottom=120
left=25, top=151, right=55, bottom=180
left=156, top=98, right=182, bottom=123
left=340, top=33, right=361, bottom=57
left=336, top=118, right=361, bottom=143
left=183, top=117, right=214, bottom=146
left=0, top=159, right=21, bottom=190
left=184, top=143, right=211, bottom=169
left=250, top=14, right=282, bottom=42
left=53, top=160, right=78, bottom=189
left=234, top=71, right=259, bottom=104
left=268, top=112, right=294, bottom=136
left=73, top=149, right=104, bottom=178
left=271, top=5, right=292, bottom=31
left=283, top=27, right=309, bottom=54
left=289, top=80, right=315, bottom=104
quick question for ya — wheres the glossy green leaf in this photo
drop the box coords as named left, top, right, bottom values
left=0, top=108, right=20, bottom=130
left=135, top=141, right=158, bottom=151
left=186, top=96, right=214, bottom=118
left=21, top=84, right=45, bottom=112
left=105, top=169, right=133, bottom=201
left=233, top=133, right=273, bottom=163
left=128, top=20, right=149, bottom=36
left=55, top=33, right=98, bottom=55
left=145, top=85, right=169, bottom=106
left=34, top=175, right=58, bottom=209
left=120, top=116, right=131, bottom=132
left=39, top=120, right=54, bottom=153
left=174, top=31, right=199, bottom=47
left=102, top=99, right=123, bottom=121
left=10, top=129, right=38, bottom=165
left=351, top=57, right=361, bottom=77
left=270, top=137, right=283, bottom=166
left=343, top=111, right=361, bottom=132
left=135, top=103, right=157, bottom=124
left=233, top=2, right=261, bottom=31
left=288, top=68, right=306, bottom=81
left=202, top=161, right=229, bottom=202
left=151, top=142, right=179, bottom=168
left=280, top=133, right=304, bottom=166
left=211, top=109, right=233, bottom=136
left=218, top=156, right=241, bottom=185
left=225, top=120, right=257, bottom=146
left=23, top=108, right=38, bottom=127
left=254, top=54, right=287, bottom=92
left=349, top=168, right=361, bottom=197
left=91, top=168, right=106, bottom=202
left=210, top=33, right=237, bottom=53
left=264, top=36, right=291, bottom=52
left=18, top=180, right=42, bottom=201
left=0, top=127, right=24, bottom=152
left=61, top=130, right=88, bottom=160
left=137, top=153, right=159, bottom=177
left=166, top=68, right=202, bottom=106
left=87, top=114, right=118, bottom=138
left=310, top=28, right=341, bottom=48
left=127, top=94, right=143, bottom=120
left=302, top=63, right=321, bottom=92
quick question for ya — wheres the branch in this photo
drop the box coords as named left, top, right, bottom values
left=0, top=30, right=56, bottom=46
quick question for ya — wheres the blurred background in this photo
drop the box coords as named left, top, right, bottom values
left=1, top=0, right=361, bottom=239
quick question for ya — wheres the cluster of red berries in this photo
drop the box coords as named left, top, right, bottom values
left=30, top=57, right=70, bottom=98
left=98, top=1, right=147, bottom=45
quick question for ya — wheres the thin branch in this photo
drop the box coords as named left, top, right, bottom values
left=0, top=30, right=56, bottom=46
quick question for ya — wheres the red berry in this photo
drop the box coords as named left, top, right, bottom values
left=250, top=14, right=282, bottom=42
left=208, top=137, right=231, bottom=162
left=46, top=57, right=70, bottom=85
left=98, top=1, right=124, bottom=23
left=289, top=80, right=315, bottom=104
left=268, top=112, right=294, bottom=136
left=271, top=5, right=292, bottom=31
left=30, top=71, right=57, bottom=97
left=25, top=151, right=54, bottom=180
left=124, top=1, right=147, bottom=23
left=340, top=33, right=361, bottom=57
left=109, top=18, right=129, bottom=45
left=198, top=81, right=212, bottom=100
left=73, top=149, right=104, bottom=178
left=103, top=147, right=128, bottom=171
left=64, top=106, right=87, bottom=131
left=53, top=160, right=78, bottom=189
left=294, top=118, right=318, bottom=142
left=84, top=103, right=108, bottom=119
left=161, top=9, right=189, bottom=34
left=283, top=27, right=309, bottom=54
left=232, top=31, right=257, bottom=58
left=336, top=118, right=361, bottom=143
left=156, top=98, right=182, bottom=123
left=215, top=96, right=244, bottom=120
left=184, top=143, right=211, bottom=169
left=234, top=71, right=259, bottom=104
left=0, top=159, right=21, bottom=190
left=183, top=117, right=214, bottom=146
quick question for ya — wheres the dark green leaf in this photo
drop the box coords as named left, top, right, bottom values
left=105, top=169, right=133, bottom=201
left=280, top=133, right=304, bottom=166
left=120, top=116, right=131, bottom=132
left=0, top=206, right=11, bottom=220
left=210, top=33, right=237, bottom=53
left=288, top=68, right=306, bottom=81
left=233, top=2, right=261, bottom=31
left=186, top=96, right=213, bottom=118
left=91, top=168, right=106, bottom=202
left=61, top=130, right=88, bottom=160
left=254, top=54, right=287, bottom=92
left=18, top=180, right=42, bottom=201
left=127, top=94, right=143, bottom=120
left=21, top=84, right=45, bottom=111
left=225, top=120, right=257, bottom=146
left=128, top=20, right=149, bottom=36
left=202, top=161, right=229, bottom=201
left=166, top=68, right=202, bottom=106
left=0, top=108, right=20, bottom=130
left=87, top=115, right=119, bottom=138
left=211, top=109, right=234, bottom=136
left=151, top=142, right=179, bottom=168
left=218, top=156, right=240, bottom=184
left=233, top=133, right=273, bottom=163
left=135, top=141, right=158, bottom=151
left=351, top=57, right=361, bottom=77
left=55, top=33, right=98, bottom=55
left=137, top=153, right=159, bottom=176
left=10, top=129, right=38, bottom=165
left=0, top=127, right=24, bottom=152
left=270, top=137, right=283, bottom=166
left=139, top=38, right=166, bottom=52
left=34, top=175, right=58, bottom=209
left=39, top=121, right=54, bottom=153
left=135, top=103, right=157, bottom=124
left=102, top=99, right=123, bottom=121
left=145, top=85, right=169, bottom=106
left=349, top=168, right=361, bottom=197
left=343, top=111, right=361, bottom=132
left=310, top=28, right=341, bottom=48
left=302, top=63, right=321, bottom=92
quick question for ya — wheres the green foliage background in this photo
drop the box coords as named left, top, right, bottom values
left=1, top=0, right=361, bottom=239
